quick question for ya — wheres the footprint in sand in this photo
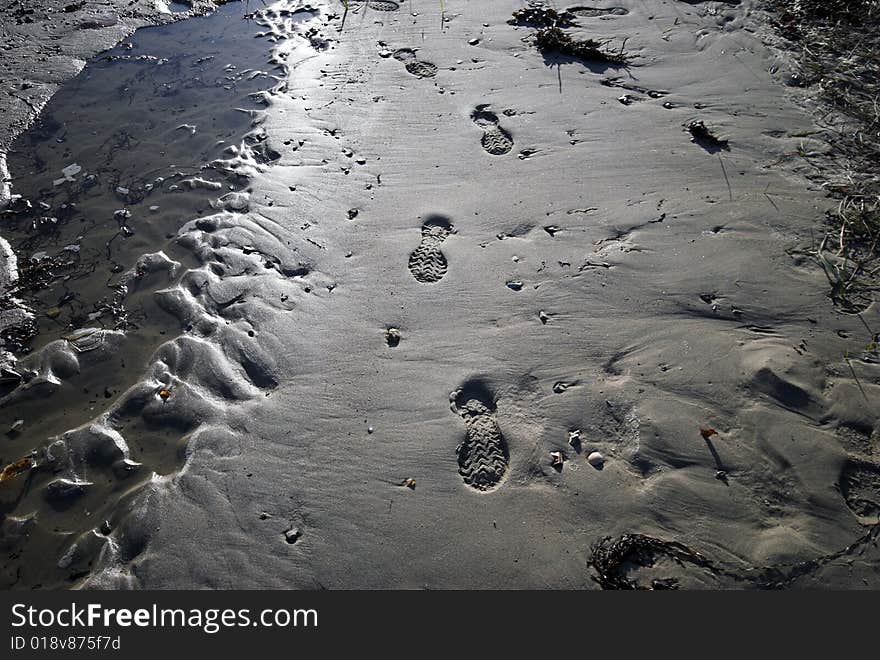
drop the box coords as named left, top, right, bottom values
left=358, top=0, right=400, bottom=10
left=450, top=381, right=509, bottom=491
left=472, top=106, right=514, bottom=156
left=372, top=0, right=400, bottom=10
left=392, top=48, right=438, bottom=78
left=567, top=5, right=629, bottom=17
left=408, top=215, right=454, bottom=283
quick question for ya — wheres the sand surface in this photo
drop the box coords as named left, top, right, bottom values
left=1, top=0, right=879, bottom=589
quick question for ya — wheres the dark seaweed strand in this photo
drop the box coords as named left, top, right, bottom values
left=534, top=26, right=628, bottom=65
left=588, top=523, right=880, bottom=589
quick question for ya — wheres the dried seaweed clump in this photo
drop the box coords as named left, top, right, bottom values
left=588, top=534, right=727, bottom=590
left=588, top=525, right=880, bottom=589
left=510, top=4, right=575, bottom=28
left=534, top=26, right=627, bottom=65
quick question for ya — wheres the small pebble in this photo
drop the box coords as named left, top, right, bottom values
left=385, top=327, right=401, bottom=347
left=587, top=451, right=605, bottom=469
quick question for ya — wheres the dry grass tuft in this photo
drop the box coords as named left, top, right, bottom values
left=769, top=1, right=880, bottom=310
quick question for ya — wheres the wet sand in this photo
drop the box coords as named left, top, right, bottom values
left=1, top=1, right=283, bottom=588
left=1, top=0, right=879, bottom=589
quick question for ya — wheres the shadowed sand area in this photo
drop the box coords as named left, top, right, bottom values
left=0, top=0, right=879, bottom=589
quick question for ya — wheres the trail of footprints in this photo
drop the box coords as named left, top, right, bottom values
left=405, top=219, right=508, bottom=490
left=451, top=382, right=509, bottom=491
left=387, top=47, right=514, bottom=155
left=382, top=12, right=879, bottom=516
left=408, top=215, right=455, bottom=283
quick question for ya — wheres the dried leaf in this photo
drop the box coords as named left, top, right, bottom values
left=158, top=388, right=172, bottom=401
left=401, top=478, right=417, bottom=490
left=0, top=457, right=34, bottom=484
left=700, top=427, right=718, bottom=439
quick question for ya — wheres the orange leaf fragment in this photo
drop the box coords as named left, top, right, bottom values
left=700, top=428, right=718, bottom=439
left=0, top=457, right=34, bottom=484
left=158, top=388, right=172, bottom=401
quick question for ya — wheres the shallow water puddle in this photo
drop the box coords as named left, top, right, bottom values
left=4, top=1, right=278, bottom=346
left=0, top=1, right=283, bottom=589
